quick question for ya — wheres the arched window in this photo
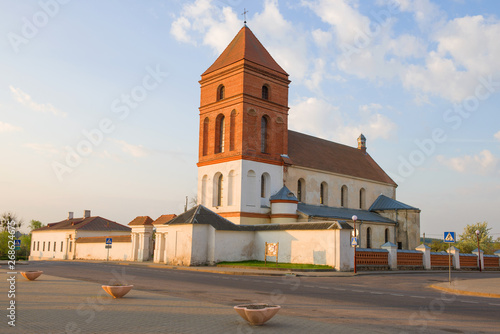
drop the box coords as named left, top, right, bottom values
left=341, top=185, right=348, bottom=207
left=230, top=110, right=236, bottom=151
left=262, top=85, right=269, bottom=100
left=218, top=85, right=225, bottom=101
left=228, top=170, right=235, bottom=206
left=261, top=173, right=270, bottom=198
left=385, top=228, right=390, bottom=243
left=247, top=170, right=256, bottom=207
left=359, top=188, right=366, bottom=209
left=202, top=117, right=209, bottom=156
left=366, top=227, right=372, bottom=249
left=215, top=114, right=225, bottom=153
left=214, top=173, right=223, bottom=207
left=297, top=178, right=305, bottom=202
left=261, top=116, right=269, bottom=153
left=201, top=175, right=208, bottom=206
left=320, top=182, right=328, bottom=205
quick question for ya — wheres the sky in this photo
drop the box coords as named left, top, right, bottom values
left=0, top=0, right=499, bottom=240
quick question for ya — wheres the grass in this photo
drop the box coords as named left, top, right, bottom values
left=217, top=260, right=333, bottom=270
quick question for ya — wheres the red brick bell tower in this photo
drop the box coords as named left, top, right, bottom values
left=197, top=26, right=291, bottom=168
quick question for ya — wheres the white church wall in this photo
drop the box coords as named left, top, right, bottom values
left=164, top=224, right=194, bottom=266
left=253, top=229, right=340, bottom=268
left=213, top=230, right=255, bottom=263
left=191, top=224, right=210, bottom=265
left=198, top=159, right=283, bottom=225
left=286, top=166, right=395, bottom=209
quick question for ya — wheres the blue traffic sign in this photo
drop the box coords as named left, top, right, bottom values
left=351, top=237, right=358, bottom=247
left=14, top=239, right=21, bottom=249
left=105, top=238, right=112, bottom=245
left=444, top=232, right=455, bottom=243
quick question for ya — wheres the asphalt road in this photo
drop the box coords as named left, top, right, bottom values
left=28, top=261, right=500, bottom=333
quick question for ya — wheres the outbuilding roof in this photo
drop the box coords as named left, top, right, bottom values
left=153, top=214, right=177, bottom=225
left=33, top=216, right=131, bottom=232
left=128, top=216, right=154, bottom=226
left=287, top=130, right=397, bottom=186
left=369, top=194, right=419, bottom=211
left=297, top=203, right=396, bottom=224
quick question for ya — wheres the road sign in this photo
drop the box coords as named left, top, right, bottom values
left=351, top=237, right=358, bottom=247
left=105, top=238, right=112, bottom=245
left=105, top=245, right=112, bottom=249
left=14, top=239, right=21, bottom=250
left=444, top=232, right=455, bottom=243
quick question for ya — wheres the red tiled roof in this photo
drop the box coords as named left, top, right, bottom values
left=287, top=130, right=397, bottom=186
left=153, top=214, right=177, bottom=225
left=33, top=217, right=131, bottom=232
left=76, top=235, right=131, bottom=243
left=128, top=216, right=154, bottom=226
left=202, top=26, right=288, bottom=76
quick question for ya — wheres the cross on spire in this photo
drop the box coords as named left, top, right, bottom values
left=242, top=8, right=249, bottom=25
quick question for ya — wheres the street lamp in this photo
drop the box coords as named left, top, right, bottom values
left=475, top=230, right=482, bottom=272
left=352, top=215, right=358, bottom=274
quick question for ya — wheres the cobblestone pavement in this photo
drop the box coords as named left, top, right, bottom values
left=1, top=269, right=380, bottom=334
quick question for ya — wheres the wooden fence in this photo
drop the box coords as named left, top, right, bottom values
left=459, top=254, right=477, bottom=267
left=356, top=249, right=388, bottom=266
left=484, top=255, right=500, bottom=268
left=431, top=252, right=450, bottom=267
left=397, top=250, right=423, bottom=266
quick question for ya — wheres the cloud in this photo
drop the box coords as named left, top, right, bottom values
left=495, top=131, right=500, bottom=141
left=9, top=86, right=66, bottom=117
left=289, top=97, right=397, bottom=146
left=437, top=150, right=499, bottom=175
left=170, top=0, right=241, bottom=53
left=110, top=139, right=150, bottom=157
left=24, top=143, right=59, bottom=157
left=0, top=122, right=22, bottom=133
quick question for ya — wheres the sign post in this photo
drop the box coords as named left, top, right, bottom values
left=444, top=232, right=455, bottom=285
left=265, top=242, right=278, bottom=265
left=105, top=238, right=112, bottom=261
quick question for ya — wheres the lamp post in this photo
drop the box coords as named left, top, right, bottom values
left=352, top=215, right=358, bottom=274
left=475, top=230, right=482, bottom=272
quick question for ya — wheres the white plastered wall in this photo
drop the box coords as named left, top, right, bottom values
left=198, top=159, right=284, bottom=224
left=286, top=166, right=396, bottom=209
left=76, top=241, right=132, bottom=261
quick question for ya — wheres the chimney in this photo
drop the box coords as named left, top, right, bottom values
left=84, top=210, right=91, bottom=218
left=68, top=212, right=74, bottom=220
left=357, top=134, right=367, bottom=153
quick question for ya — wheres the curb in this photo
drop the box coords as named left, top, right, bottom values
left=429, top=284, right=500, bottom=299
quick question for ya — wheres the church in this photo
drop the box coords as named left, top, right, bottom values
left=31, top=25, right=420, bottom=271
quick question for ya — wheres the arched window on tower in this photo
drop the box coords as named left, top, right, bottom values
left=213, top=173, right=223, bottom=207
left=366, top=227, right=372, bottom=249
left=261, top=116, right=269, bottom=153
left=218, top=85, right=225, bottom=101
left=297, top=178, right=305, bottom=202
left=261, top=173, right=271, bottom=198
left=215, top=114, right=225, bottom=153
left=320, top=182, right=328, bottom=205
left=202, top=117, right=209, bottom=156
left=262, top=85, right=269, bottom=100
left=230, top=110, right=236, bottom=151
left=359, top=188, right=366, bottom=209
left=341, top=185, right=348, bottom=207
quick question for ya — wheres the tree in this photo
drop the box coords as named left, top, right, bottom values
left=457, top=222, right=494, bottom=255
left=29, top=220, right=45, bottom=231
left=430, top=239, right=448, bottom=252
left=1, top=212, right=23, bottom=231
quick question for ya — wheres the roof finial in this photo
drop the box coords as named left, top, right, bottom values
left=242, top=8, right=249, bottom=25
